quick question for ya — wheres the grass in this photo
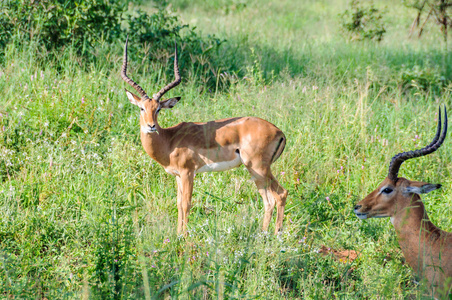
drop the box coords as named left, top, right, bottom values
left=1, top=0, right=452, bottom=298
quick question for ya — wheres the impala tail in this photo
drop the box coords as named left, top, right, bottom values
left=271, top=136, right=286, bottom=163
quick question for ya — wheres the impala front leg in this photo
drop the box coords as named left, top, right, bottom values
left=176, top=171, right=194, bottom=234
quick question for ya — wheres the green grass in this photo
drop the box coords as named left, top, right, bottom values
left=1, top=0, right=452, bottom=298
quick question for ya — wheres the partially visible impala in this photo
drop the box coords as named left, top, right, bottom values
left=354, top=107, right=452, bottom=297
left=121, top=39, right=287, bottom=234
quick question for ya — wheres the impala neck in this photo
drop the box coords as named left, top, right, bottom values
left=391, top=195, right=441, bottom=275
left=140, top=127, right=171, bottom=167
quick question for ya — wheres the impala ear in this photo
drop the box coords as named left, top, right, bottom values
left=405, top=184, right=441, bottom=195
left=125, top=89, right=141, bottom=106
left=160, top=97, right=181, bottom=109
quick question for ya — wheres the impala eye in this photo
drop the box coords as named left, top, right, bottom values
left=140, top=107, right=144, bottom=112
left=382, top=187, right=393, bottom=194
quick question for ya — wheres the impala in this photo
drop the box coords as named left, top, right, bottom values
left=354, top=107, right=452, bottom=297
left=121, top=39, right=288, bottom=234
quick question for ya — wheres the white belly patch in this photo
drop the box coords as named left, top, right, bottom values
left=165, top=168, right=179, bottom=176
left=196, top=154, right=242, bottom=173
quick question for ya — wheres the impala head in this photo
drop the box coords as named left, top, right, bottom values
left=121, top=37, right=182, bottom=134
left=354, top=106, right=447, bottom=220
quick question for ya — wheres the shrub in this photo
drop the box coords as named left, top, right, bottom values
left=339, top=1, right=386, bottom=42
left=0, top=0, right=228, bottom=89
left=0, top=0, right=124, bottom=53
left=124, top=8, right=226, bottom=90
left=90, top=216, right=138, bottom=298
left=398, top=65, right=446, bottom=93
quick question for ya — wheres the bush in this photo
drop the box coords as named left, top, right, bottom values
left=0, top=0, right=228, bottom=89
left=339, top=1, right=386, bottom=42
left=124, top=8, right=226, bottom=89
left=0, top=0, right=124, bottom=53
left=90, top=216, right=138, bottom=298
left=398, top=65, right=446, bottom=93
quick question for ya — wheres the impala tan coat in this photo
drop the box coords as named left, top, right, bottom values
left=121, top=39, right=287, bottom=234
left=354, top=107, right=452, bottom=297
left=356, top=178, right=452, bottom=296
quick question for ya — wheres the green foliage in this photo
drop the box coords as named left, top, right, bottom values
left=404, top=0, right=452, bottom=44
left=0, top=0, right=124, bottom=53
left=0, top=113, right=37, bottom=182
left=340, top=1, right=386, bottom=41
left=0, top=0, right=227, bottom=89
left=91, top=214, right=138, bottom=298
left=168, top=0, right=248, bottom=14
left=124, top=8, right=226, bottom=90
left=398, top=65, right=446, bottom=93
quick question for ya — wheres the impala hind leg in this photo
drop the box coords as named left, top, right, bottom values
left=175, top=172, right=194, bottom=234
left=272, top=178, right=288, bottom=233
left=247, top=167, right=287, bottom=233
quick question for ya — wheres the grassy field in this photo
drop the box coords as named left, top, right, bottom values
left=1, top=0, right=452, bottom=298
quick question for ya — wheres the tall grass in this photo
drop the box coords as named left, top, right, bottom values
left=1, top=0, right=451, bottom=298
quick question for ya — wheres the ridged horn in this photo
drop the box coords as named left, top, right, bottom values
left=121, top=36, right=150, bottom=100
left=388, top=106, right=448, bottom=182
left=152, top=41, right=181, bottom=102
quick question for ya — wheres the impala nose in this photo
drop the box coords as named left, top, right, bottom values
left=354, top=205, right=362, bottom=211
left=148, top=124, right=156, bottom=131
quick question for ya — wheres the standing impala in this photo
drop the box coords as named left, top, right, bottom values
left=354, top=107, right=451, bottom=296
left=121, top=39, right=287, bottom=234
